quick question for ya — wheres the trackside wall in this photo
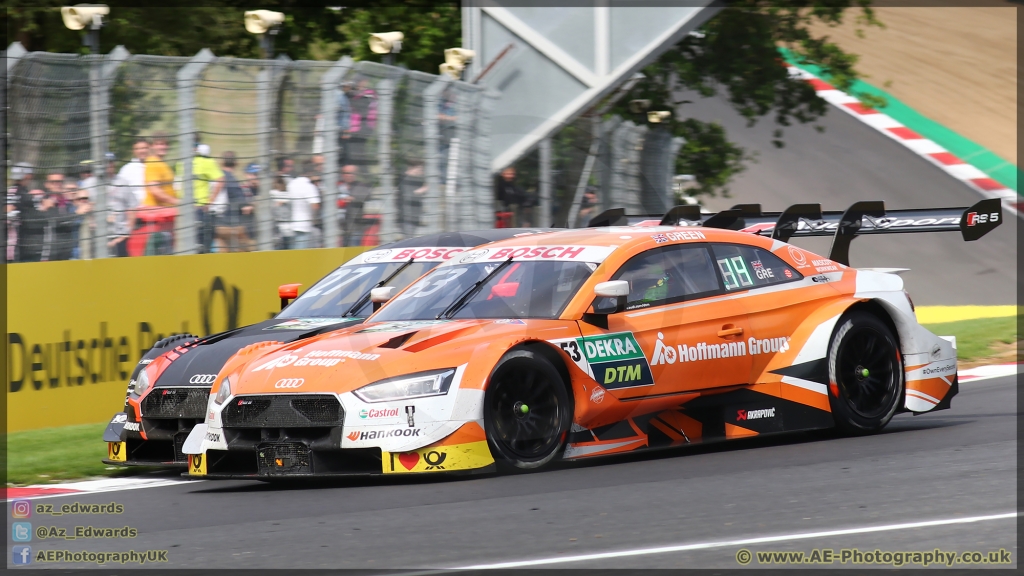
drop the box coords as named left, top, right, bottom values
left=6, top=248, right=368, bottom=431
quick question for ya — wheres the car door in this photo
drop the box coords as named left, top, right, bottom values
left=577, top=243, right=753, bottom=400
left=707, top=242, right=826, bottom=384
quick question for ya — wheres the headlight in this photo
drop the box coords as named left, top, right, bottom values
left=213, top=377, right=232, bottom=405
left=353, top=369, right=456, bottom=403
left=132, top=368, right=152, bottom=396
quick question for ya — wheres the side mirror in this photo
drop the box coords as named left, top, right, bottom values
left=370, top=286, right=396, bottom=312
left=583, top=280, right=629, bottom=329
left=594, top=280, right=629, bottom=313
left=278, top=283, right=302, bottom=311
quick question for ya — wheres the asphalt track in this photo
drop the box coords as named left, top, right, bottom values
left=12, top=372, right=1016, bottom=570
left=679, top=91, right=1018, bottom=306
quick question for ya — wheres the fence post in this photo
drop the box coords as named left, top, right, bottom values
left=475, top=88, right=500, bottom=229
left=420, top=76, right=449, bottom=236
left=175, top=48, right=215, bottom=255
left=539, top=137, right=552, bottom=228
left=254, top=54, right=290, bottom=251
left=376, top=75, right=399, bottom=243
left=3, top=43, right=27, bottom=179
left=319, top=56, right=353, bottom=248
left=452, top=85, right=476, bottom=231
left=91, top=45, right=129, bottom=257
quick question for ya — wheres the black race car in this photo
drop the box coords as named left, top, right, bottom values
left=102, top=229, right=548, bottom=467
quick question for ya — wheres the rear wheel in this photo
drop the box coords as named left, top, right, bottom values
left=827, top=312, right=904, bottom=434
left=484, top=350, right=572, bottom=471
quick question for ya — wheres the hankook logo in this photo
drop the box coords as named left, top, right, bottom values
left=274, top=378, right=305, bottom=389
left=189, top=374, right=217, bottom=384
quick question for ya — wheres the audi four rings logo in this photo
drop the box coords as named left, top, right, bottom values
left=189, top=374, right=217, bottom=384
left=275, top=378, right=305, bottom=389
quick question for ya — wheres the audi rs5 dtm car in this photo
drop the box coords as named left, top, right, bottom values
left=102, top=229, right=548, bottom=468
left=183, top=199, right=1001, bottom=478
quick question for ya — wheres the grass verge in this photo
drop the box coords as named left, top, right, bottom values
left=3, top=423, right=159, bottom=486
left=920, top=315, right=1019, bottom=363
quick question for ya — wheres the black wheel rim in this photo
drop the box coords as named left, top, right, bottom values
left=837, top=326, right=898, bottom=419
left=489, top=363, right=564, bottom=461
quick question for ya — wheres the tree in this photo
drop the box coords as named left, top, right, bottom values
left=605, top=1, right=883, bottom=198
left=3, top=3, right=456, bottom=67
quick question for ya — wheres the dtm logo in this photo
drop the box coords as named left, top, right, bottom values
left=737, top=408, right=776, bottom=421
left=966, top=211, right=999, bottom=226
left=189, top=374, right=217, bottom=384
left=347, top=429, right=421, bottom=441
left=274, top=378, right=304, bottom=389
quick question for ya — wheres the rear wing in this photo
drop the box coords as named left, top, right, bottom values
left=588, top=199, right=1002, bottom=265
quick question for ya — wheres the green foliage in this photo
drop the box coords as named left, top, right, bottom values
left=336, top=3, right=463, bottom=73
left=4, top=4, right=456, bottom=72
left=674, top=119, right=751, bottom=198
left=606, top=2, right=883, bottom=198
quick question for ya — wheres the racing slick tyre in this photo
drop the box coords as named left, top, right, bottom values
left=484, top=349, right=573, bottom=472
left=827, top=311, right=904, bottom=435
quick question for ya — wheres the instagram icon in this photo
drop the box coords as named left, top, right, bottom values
left=11, top=500, right=31, bottom=518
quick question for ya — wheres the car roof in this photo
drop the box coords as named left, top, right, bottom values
left=472, top=225, right=756, bottom=251
left=379, top=228, right=556, bottom=249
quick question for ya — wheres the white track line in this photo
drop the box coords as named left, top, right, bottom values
left=455, top=512, right=1018, bottom=569
left=4, top=479, right=203, bottom=503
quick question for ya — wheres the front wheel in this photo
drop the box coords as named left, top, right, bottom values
left=484, top=349, right=572, bottom=471
left=827, top=311, right=904, bottom=435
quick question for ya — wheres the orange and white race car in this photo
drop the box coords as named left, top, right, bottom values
left=183, top=199, right=1002, bottom=478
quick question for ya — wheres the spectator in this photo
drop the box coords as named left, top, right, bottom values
left=337, top=81, right=354, bottom=166
left=311, top=155, right=324, bottom=175
left=399, top=163, right=427, bottom=230
left=286, top=161, right=321, bottom=249
left=68, top=179, right=95, bottom=259
left=577, top=186, right=598, bottom=225
left=102, top=152, right=136, bottom=257
left=242, top=162, right=261, bottom=248
left=269, top=174, right=293, bottom=250
left=495, top=166, right=525, bottom=227
left=77, top=161, right=97, bottom=195
left=143, top=133, right=177, bottom=206
left=213, top=151, right=252, bottom=253
left=276, top=156, right=295, bottom=187
left=339, top=164, right=371, bottom=246
left=175, top=143, right=224, bottom=253
left=118, top=138, right=150, bottom=205
left=46, top=173, right=77, bottom=261
left=347, top=79, right=377, bottom=167
left=7, top=163, right=53, bottom=262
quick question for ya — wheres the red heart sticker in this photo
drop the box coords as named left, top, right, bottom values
left=398, top=452, right=419, bottom=470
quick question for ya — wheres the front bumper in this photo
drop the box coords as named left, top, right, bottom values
left=103, top=387, right=209, bottom=468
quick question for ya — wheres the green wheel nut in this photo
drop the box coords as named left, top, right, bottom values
left=860, top=368, right=870, bottom=378
left=520, top=403, right=529, bottom=414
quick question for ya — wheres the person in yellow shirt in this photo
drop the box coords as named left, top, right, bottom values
left=175, top=143, right=224, bottom=253
left=143, top=133, right=178, bottom=207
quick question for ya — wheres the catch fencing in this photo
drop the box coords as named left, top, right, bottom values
left=5, top=42, right=497, bottom=260
left=5, top=42, right=684, bottom=262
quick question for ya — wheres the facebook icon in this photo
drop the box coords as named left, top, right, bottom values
left=12, top=545, right=33, bottom=565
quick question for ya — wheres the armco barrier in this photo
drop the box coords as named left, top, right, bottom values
left=6, top=247, right=367, bottom=432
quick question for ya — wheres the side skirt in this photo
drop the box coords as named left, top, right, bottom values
left=564, top=387, right=834, bottom=460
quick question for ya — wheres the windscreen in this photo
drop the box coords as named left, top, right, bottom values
left=278, top=261, right=439, bottom=319
left=371, top=261, right=596, bottom=321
